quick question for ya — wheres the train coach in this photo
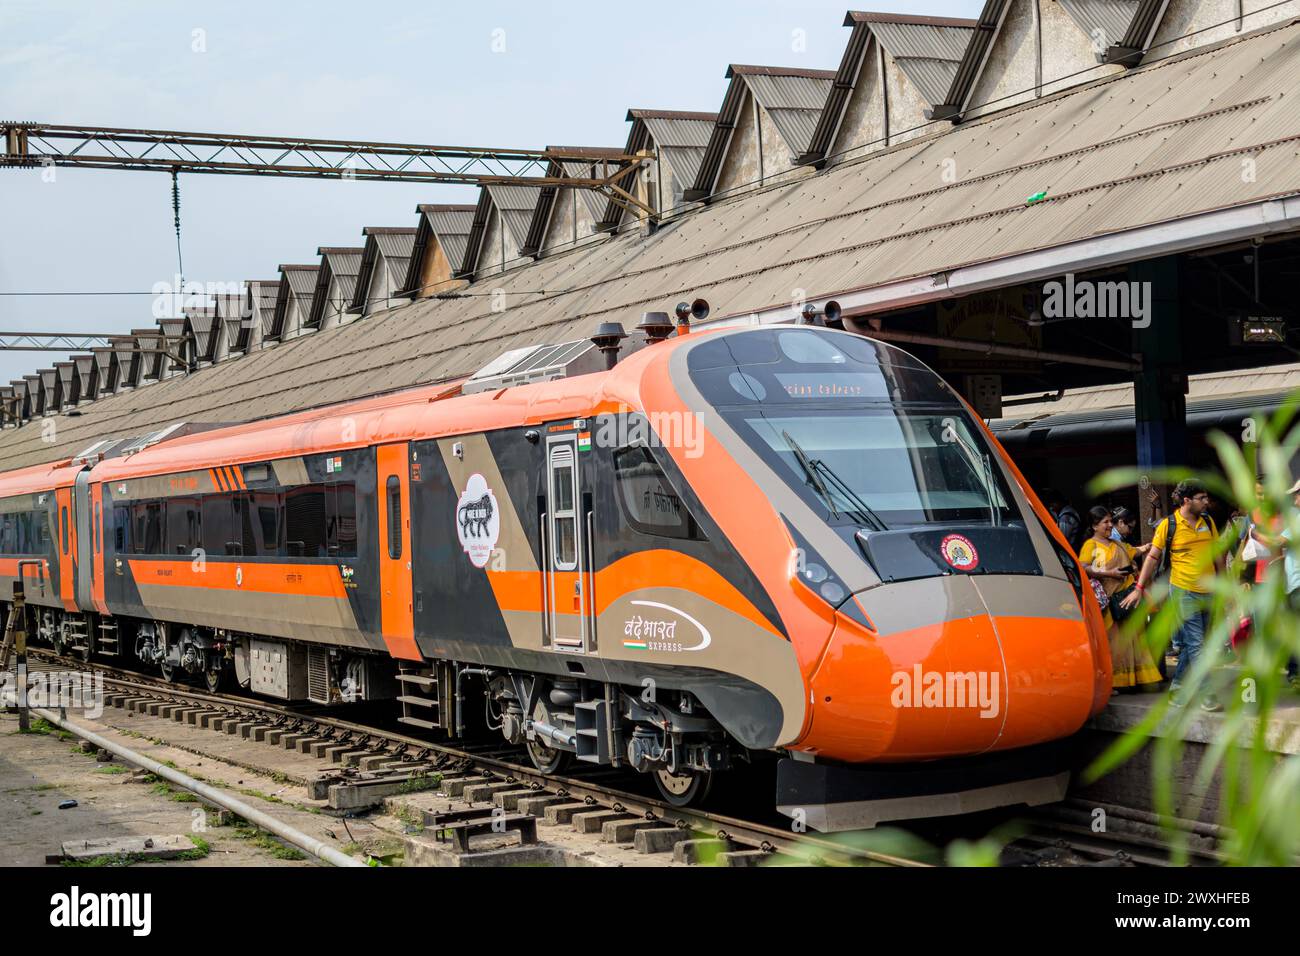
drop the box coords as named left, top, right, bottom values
left=0, top=309, right=1111, bottom=829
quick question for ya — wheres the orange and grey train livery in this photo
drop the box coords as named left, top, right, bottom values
left=0, top=323, right=1110, bottom=827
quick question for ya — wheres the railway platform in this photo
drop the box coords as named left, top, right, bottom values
left=1074, top=688, right=1300, bottom=825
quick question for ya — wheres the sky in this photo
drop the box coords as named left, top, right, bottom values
left=0, top=0, right=984, bottom=386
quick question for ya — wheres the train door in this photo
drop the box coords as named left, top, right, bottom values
left=544, top=434, right=592, bottom=653
left=73, top=470, right=94, bottom=611
left=376, top=443, right=420, bottom=661
left=89, top=481, right=108, bottom=614
left=54, top=485, right=78, bottom=611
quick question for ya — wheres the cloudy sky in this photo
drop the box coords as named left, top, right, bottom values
left=0, top=0, right=982, bottom=385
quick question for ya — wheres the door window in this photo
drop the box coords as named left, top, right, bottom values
left=550, top=446, right=577, bottom=570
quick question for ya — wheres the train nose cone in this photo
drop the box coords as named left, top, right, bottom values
left=801, top=576, right=1096, bottom=763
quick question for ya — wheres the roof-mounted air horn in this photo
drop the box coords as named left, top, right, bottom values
left=798, top=301, right=842, bottom=327
left=674, top=298, right=709, bottom=336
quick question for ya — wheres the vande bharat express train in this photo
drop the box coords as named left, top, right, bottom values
left=0, top=319, right=1110, bottom=828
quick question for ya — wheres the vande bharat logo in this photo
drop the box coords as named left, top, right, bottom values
left=939, top=533, right=979, bottom=572
left=456, top=473, right=500, bottom=568
left=622, top=600, right=711, bottom=653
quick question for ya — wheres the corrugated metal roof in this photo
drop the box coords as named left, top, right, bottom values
left=602, top=111, right=718, bottom=229
left=660, top=145, right=706, bottom=193
left=640, top=114, right=716, bottom=149
left=3, top=19, right=1300, bottom=467
left=741, top=70, right=836, bottom=155
left=870, top=19, right=976, bottom=109
left=403, top=205, right=476, bottom=294
left=870, top=19, right=975, bottom=60
left=486, top=185, right=544, bottom=250
left=1058, top=0, right=1141, bottom=49
left=690, top=65, right=837, bottom=196
left=375, top=229, right=415, bottom=263
left=281, top=265, right=319, bottom=303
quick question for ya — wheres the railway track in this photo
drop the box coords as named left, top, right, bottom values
left=14, top=650, right=1222, bottom=867
left=18, top=650, right=927, bottom=867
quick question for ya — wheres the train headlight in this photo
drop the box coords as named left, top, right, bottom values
left=819, top=581, right=846, bottom=605
left=800, top=562, right=829, bottom=584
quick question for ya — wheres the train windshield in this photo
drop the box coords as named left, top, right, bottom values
left=742, top=410, right=1015, bottom=528
left=686, top=327, right=1021, bottom=529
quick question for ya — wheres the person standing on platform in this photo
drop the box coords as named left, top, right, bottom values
left=1080, top=507, right=1162, bottom=692
left=1045, top=489, right=1083, bottom=550
left=1249, top=479, right=1300, bottom=691
left=1111, top=507, right=1152, bottom=562
left=1119, top=479, right=1226, bottom=711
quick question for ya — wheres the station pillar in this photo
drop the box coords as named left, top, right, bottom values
left=1131, top=257, right=1187, bottom=540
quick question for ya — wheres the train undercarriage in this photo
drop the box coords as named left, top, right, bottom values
left=11, top=604, right=741, bottom=806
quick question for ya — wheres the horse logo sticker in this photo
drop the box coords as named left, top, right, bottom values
left=456, top=473, right=500, bottom=568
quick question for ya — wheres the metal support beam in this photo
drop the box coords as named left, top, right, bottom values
left=843, top=320, right=1142, bottom=372
left=0, top=121, right=646, bottom=197
left=0, top=332, right=116, bottom=351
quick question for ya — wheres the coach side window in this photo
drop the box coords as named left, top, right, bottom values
left=326, top=482, right=357, bottom=557
left=285, top=486, right=328, bottom=557
left=254, top=492, right=282, bottom=555
left=167, top=497, right=202, bottom=555
left=202, top=495, right=236, bottom=556
left=113, top=506, right=130, bottom=552
left=612, top=445, right=705, bottom=541
left=386, top=476, right=402, bottom=560
left=132, top=502, right=162, bottom=554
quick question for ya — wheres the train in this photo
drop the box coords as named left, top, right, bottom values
left=0, top=307, right=1111, bottom=830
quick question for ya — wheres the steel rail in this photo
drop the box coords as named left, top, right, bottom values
left=26, top=650, right=927, bottom=867
left=29, top=705, right=366, bottom=867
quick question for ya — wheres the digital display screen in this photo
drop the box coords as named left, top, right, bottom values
left=774, top=372, right=888, bottom=400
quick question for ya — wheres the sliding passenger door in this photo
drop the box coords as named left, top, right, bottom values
left=375, top=443, right=420, bottom=660
left=544, top=434, right=591, bottom=653
left=73, top=470, right=94, bottom=612
left=54, top=485, right=78, bottom=611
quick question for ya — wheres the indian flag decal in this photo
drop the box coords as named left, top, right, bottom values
left=623, top=640, right=647, bottom=650
left=578, top=432, right=592, bottom=451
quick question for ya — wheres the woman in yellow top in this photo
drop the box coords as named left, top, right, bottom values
left=1078, top=506, right=1163, bottom=692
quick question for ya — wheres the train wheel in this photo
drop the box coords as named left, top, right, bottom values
left=525, top=698, right=573, bottom=775
left=526, top=740, right=572, bottom=775
left=654, top=768, right=713, bottom=808
left=159, top=659, right=179, bottom=683
left=203, top=662, right=225, bottom=694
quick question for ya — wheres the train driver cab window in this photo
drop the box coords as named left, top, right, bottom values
left=549, top=446, right=577, bottom=569
left=613, top=445, right=704, bottom=540
left=386, top=476, right=402, bottom=559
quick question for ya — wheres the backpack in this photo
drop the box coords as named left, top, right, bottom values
left=1153, top=515, right=1177, bottom=583
left=1057, top=506, right=1084, bottom=551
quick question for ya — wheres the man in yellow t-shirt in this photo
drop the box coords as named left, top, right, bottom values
left=1118, top=479, right=1225, bottom=710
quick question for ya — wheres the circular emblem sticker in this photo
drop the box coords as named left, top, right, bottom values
left=456, top=473, right=500, bottom=568
left=940, top=534, right=980, bottom=572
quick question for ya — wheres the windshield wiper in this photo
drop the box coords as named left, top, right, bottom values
left=782, top=430, right=838, bottom=518
left=811, top=459, right=889, bottom=532
left=943, top=425, right=1000, bottom=528
left=781, top=429, right=888, bottom=532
